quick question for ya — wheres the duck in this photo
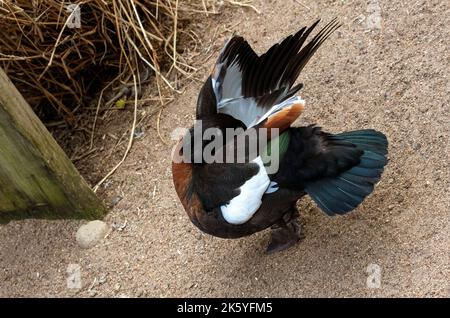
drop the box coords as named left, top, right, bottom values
left=172, top=19, right=388, bottom=254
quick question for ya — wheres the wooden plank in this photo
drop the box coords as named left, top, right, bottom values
left=0, top=67, right=106, bottom=223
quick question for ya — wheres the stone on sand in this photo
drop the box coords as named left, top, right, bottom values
left=76, top=220, right=109, bottom=249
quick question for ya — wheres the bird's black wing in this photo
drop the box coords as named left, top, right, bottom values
left=196, top=19, right=341, bottom=123
left=214, top=19, right=341, bottom=100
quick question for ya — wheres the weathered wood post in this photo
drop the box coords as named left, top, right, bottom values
left=0, top=67, right=106, bottom=223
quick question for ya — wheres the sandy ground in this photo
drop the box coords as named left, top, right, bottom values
left=1, top=0, right=449, bottom=297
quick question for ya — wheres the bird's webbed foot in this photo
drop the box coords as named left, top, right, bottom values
left=265, top=209, right=301, bottom=254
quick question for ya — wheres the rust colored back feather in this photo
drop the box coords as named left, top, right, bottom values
left=172, top=144, right=204, bottom=223
left=262, top=103, right=304, bottom=137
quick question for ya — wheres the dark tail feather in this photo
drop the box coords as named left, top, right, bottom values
left=305, top=130, right=388, bottom=216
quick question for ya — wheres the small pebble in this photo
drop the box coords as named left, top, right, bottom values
left=110, top=196, right=122, bottom=207
left=419, top=104, right=429, bottom=113
left=76, top=220, right=109, bottom=249
left=98, top=275, right=107, bottom=284
left=133, top=127, right=145, bottom=139
left=112, top=220, right=127, bottom=231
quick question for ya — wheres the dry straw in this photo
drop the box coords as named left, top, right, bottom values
left=0, top=0, right=209, bottom=122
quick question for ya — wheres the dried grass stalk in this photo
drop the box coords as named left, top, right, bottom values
left=0, top=0, right=210, bottom=123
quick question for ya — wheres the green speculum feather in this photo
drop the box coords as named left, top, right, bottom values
left=261, top=131, right=290, bottom=174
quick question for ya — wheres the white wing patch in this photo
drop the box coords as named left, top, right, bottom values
left=248, top=95, right=305, bottom=127
left=265, top=181, right=279, bottom=194
left=217, top=97, right=260, bottom=127
left=212, top=61, right=242, bottom=103
left=216, top=95, right=305, bottom=128
left=220, top=156, right=271, bottom=225
left=212, top=48, right=306, bottom=128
